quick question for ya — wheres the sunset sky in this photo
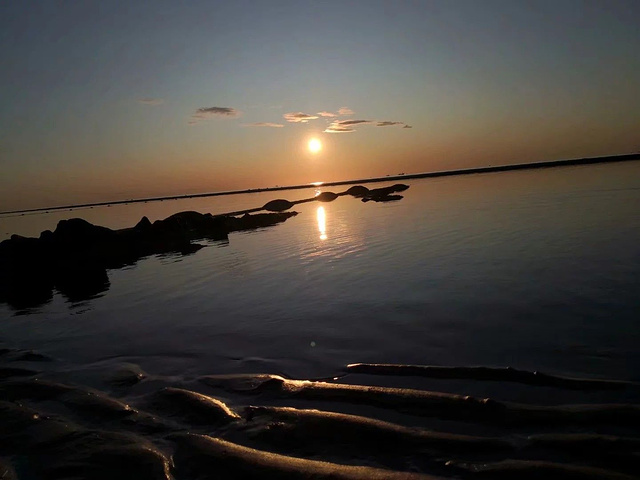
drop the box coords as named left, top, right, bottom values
left=1, top=0, right=639, bottom=211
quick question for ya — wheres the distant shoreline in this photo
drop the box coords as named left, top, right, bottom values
left=2, top=152, right=638, bottom=216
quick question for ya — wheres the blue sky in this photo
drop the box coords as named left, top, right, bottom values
left=1, top=0, right=639, bottom=210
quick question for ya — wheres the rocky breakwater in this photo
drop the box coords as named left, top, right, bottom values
left=0, top=210, right=297, bottom=310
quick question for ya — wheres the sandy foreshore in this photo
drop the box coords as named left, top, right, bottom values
left=1, top=344, right=640, bottom=479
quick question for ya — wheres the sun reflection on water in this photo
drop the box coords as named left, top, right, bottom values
left=317, top=206, right=327, bottom=240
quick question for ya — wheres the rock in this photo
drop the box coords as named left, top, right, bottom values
left=52, top=218, right=117, bottom=251
left=0, top=210, right=232, bottom=310
left=316, top=191, right=339, bottom=202
left=362, top=194, right=403, bottom=203
left=359, top=184, right=408, bottom=203
left=345, top=185, right=370, bottom=197
left=134, top=216, right=152, bottom=230
left=225, top=212, right=298, bottom=232
left=152, top=211, right=226, bottom=238
left=39, top=229, right=54, bottom=241
left=390, top=183, right=410, bottom=192
left=263, top=199, right=294, bottom=212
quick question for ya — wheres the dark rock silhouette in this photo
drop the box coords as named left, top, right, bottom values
left=362, top=184, right=409, bottom=202
left=315, top=191, right=339, bottom=202
left=344, top=185, right=370, bottom=197
left=367, top=184, right=409, bottom=197
left=0, top=210, right=297, bottom=310
left=262, top=199, right=294, bottom=212
left=362, top=194, right=403, bottom=203
left=226, top=213, right=297, bottom=231
left=0, top=183, right=411, bottom=311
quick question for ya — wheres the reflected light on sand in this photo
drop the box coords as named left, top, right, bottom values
left=317, top=206, right=327, bottom=240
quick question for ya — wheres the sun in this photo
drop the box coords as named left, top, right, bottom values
left=308, top=138, right=322, bottom=154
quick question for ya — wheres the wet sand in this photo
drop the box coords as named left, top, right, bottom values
left=1, top=346, right=639, bottom=479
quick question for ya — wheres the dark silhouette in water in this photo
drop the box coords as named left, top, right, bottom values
left=0, top=183, right=409, bottom=311
left=344, top=185, right=370, bottom=197
left=0, top=211, right=296, bottom=310
left=262, top=199, right=295, bottom=212
left=362, top=194, right=403, bottom=203
left=315, top=191, right=339, bottom=202
left=226, top=184, right=410, bottom=217
left=357, top=184, right=409, bottom=202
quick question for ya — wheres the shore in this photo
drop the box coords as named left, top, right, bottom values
left=2, top=345, right=640, bottom=479
left=2, top=152, right=638, bottom=216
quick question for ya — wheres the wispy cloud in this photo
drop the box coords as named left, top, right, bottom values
left=194, top=107, right=239, bottom=117
left=283, top=112, right=319, bottom=123
left=324, top=119, right=372, bottom=133
left=324, top=125, right=356, bottom=133
left=376, top=121, right=413, bottom=128
left=189, top=106, right=240, bottom=124
left=324, top=118, right=413, bottom=133
left=242, top=122, right=284, bottom=128
left=138, top=98, right=164, bottom=106
left=336, top=119, right=374, bottom=126
left=338, top=107, right=354, bottom=116
left=317, top=111, right=337, bottom=117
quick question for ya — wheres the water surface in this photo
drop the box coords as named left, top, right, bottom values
left=1, top=161, right=639, bottom=390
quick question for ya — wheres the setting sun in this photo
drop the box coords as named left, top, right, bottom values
left=308, top=138, right=322, bottom=154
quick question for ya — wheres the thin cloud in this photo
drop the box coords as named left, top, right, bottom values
left=325, top=118, right=413, bottom=133
left=138, top=98, right=164, bottom=106
left=324, top=125, right=355, bottom=133
left=190, top=106, right=240, bottom=124
left=338, top=107, right=354, bottom=115
left=283, top=112, right=319, bottom=123
left=335, top=119, right=373, bottom=126
left=194, top=107, right=239, bottom=117
left=376, top=121, right=413, bottom=128
left=242, top=122, right=284, bottom=128
left=376, top=121, right=404, bottom=127
left=324, top=119, right=369, bottom=133
left=317, top=111, right=337, bottom=117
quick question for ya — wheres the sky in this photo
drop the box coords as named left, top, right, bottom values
left=1, top=0, right=639, bottom=211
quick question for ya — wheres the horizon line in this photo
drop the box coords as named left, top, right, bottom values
left=2, top=152, right=639, bottom=217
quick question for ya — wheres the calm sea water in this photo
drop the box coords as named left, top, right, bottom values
left=1, top=162, right=639, bottom=403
